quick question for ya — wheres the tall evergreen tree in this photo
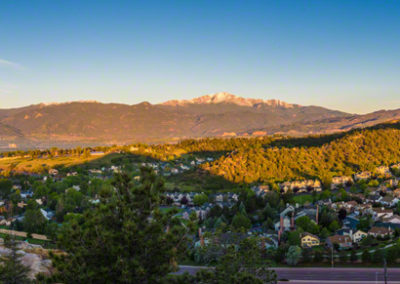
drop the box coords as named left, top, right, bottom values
left=50, top=168, right=189, bottom=283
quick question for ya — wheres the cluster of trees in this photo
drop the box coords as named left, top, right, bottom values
left=183, top=238, right=277, bottom=284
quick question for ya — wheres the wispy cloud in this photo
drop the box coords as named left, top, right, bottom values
left=0, top=58, right=24, bottom=70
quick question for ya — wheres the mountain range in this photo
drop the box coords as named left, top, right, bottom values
left=1, top=92, right=400, bottom=150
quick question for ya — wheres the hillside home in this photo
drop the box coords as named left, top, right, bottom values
left=263, top=236, right=279, bottom=249
left=379, top=195, right=399, bottom=207
left=368, top=226, right=392, bottom=238
left=301, top=232, right=320, bottom=248
left=354, top=171, right=371, bottom=181
left=17, top=201, right=27, bottom=208
left=336, top=227, right=352, bottom=237
left=20, top=191, right=33, bottom=199
left=393, top=188, right=400, bottom=198
left=252, top=185, right=270, bottom=197
left=326, top=235, right=352, bottom=249
left=295, top=208, right=318, bottom=223
left=333, top=201, right=357, bottom=213
left=274, top=216, right=291, bottom=232
left=372, top=208, right=393, bottom=219
left=48, top=168, right=59, bottom=176
left=331, top=176, right=353, bottom=190
left=279, top=180, right=321, bottom=194
left=12, top=184, right=22, bottom=191
left=354, top=203, right=372, bottom=215
left=376, top=166, right=392, bottom=177
left=352, top=230, right=368, bottom=243
left=391, top=163, right=400, bottom=170
left=342, top=215, right=360, bottom=230
left=90, top=151, right=105, bottom=156
left=366, top=193, right=381, bottom=204
left=381, top=215, right=400, bottom=225
left=171, top=168, right=179, bottom=174
left=89, top=169, right=102, bottom=174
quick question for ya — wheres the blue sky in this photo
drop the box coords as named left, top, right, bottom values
left=1, top=0, right=399, bottom=113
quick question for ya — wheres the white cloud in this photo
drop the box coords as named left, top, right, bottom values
left=0, top=58, right=23, bottom=70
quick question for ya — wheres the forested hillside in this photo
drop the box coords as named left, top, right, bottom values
left=201, top=122, right=400, bottom=184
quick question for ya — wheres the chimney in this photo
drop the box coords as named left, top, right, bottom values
left=278, top=230, right=281, bottom=244
left=290, top=212, right=295, bottom=230
left=199, top=228, right=204, bottom=247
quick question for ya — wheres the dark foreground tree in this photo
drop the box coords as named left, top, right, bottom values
left=0, top=235, right=31, bottom=284
left=170, top=238, right=277, bottom=283
left=50, top=168, right=189, bottom=284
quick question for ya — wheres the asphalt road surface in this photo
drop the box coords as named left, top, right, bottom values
left=177, top=266, right=400, bottom=283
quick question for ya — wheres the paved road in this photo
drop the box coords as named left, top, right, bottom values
left=275, top=267, right=400, bottom=283
left=177, top=266, right=400, bottom=283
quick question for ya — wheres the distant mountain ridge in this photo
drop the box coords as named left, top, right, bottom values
left=162, top=92, right=296, bottom=108
left=0, top=92, right=399, bottom=150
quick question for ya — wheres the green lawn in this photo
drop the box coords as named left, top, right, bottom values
left=292, top=194, right=314, bottom=204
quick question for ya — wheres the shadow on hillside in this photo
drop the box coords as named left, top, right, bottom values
left=60, top=152, right=241, bottom=193
left=269, top=120, right=400, bottom=149
left=268, top=133, right=347, bottom=149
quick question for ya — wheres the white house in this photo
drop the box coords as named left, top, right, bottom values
left=352, top=230, right=368, bottom=243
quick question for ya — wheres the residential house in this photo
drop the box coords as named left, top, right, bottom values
left=48, top=168, right=59, bottom=176
left=379, top=195, right=399, bottom=207
left=89, top=169, right=102, bottom=174
left=331, top=176, right=353, bottom=190
left=368, top=227, right=392, bottom=238
left=354, top=203, right=372, bottom=216
left=391, top=163, right=400, bottom=170
left=274, top=216, right=291, bottom=232
left=301, top=232, right=320, bottom=248
left=171, top=168, right=179, bottom=174
left=252, top=185, right=270, bottom=197
left=381, top=215, right=400, bottom=229
left=336, top=228, right=367, bottom=243
left=333, top=201, right=357, bottom=213
left=393, top=188, right=400, bottom=198
left=352, top=230, right=368, bottom=243
left=295, top=208, right=318, bottom=223
left=342, top=215, right=360, bottom=231
left=17, top=201, right=27, bottom=208
left=20, top=191, right=33, bottom=199
left=263, top=236, right=279, bottom=249
left=336, top=227, right=352, bottom=237
left=366, top=193, right=381, bottom=204
left=326, top=235, right=352, bottom=249
left=279, top=180, right=321, bottom=194
left=354, top=171, right=371, bottom=181
left=372, top=208, right=393, bottom=220
left=376, top=166, right=392, bottom=177
left=90, top=151, right=105, bottom=156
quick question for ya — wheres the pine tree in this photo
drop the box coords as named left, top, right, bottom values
left=0, top=235, right=31, bottom=284
left=50, top=168, right=190, bottom=283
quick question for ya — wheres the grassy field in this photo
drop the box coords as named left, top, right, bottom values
left=292, top=194, right=314, bottom=204
left=0, top=153, right=124, bottom=173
